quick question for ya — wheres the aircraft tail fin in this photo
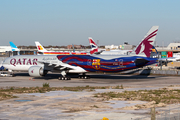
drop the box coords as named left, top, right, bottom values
left=35, top=41, right=47, bottom=52
left=9, top=42, right=20, bottom=51
left=131, top=26, right=159, bottom=57
left=89, top=37, right=98, bottom=54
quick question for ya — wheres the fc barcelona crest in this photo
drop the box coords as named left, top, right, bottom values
left=92, top=59, right=101, bottom=70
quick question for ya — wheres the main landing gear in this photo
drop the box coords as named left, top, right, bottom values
left=58, top=76, right=71, bottom=80
left=78, top=73, right=90, bottom=79
left=58, top=71, right=90, bottom=80
left=58, top=71, right=71, bottom=80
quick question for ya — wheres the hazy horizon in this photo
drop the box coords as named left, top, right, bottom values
left=1, top=0, right=180, bottom=46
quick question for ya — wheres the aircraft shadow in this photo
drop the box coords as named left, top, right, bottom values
left=13, top=69, right=157, bottom=81
left=88, top=74, right=155, bottom=80
left=13, top=72, right=79, bottom=80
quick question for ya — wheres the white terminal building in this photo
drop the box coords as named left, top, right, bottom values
left=105, top=45, right=119, bottom=49
left=105, top=44, right=133, bottom=50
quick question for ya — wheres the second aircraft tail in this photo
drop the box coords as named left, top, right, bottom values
left=89, top=37, right=98, bottom=54
left=9, top=42, right=20, bottom=51
left=35, top=41, right=48, bottom=52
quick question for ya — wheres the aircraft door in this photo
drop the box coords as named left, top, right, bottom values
left=119, top=59, right=123, bottom=66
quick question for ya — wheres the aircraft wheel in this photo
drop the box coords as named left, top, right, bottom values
left=67, top=76, right=71, bottom=80
left=65, top=77, right=70, bottom=80
left=79, top=75, right=83, bottom=79
left=86, top=75, right=90, bottom=79
left=59, top=76, right=71, bottom=80
left=84, top=75, right=90, bottom=79
left=79, top=75, right=90, bottom=79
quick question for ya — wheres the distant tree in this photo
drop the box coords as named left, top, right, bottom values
left=85, top=45, right=91, bottom=49
left=47, top=45, right=52, bottom=48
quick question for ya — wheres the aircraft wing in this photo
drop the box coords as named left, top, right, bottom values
left=36, top=60, right=81, bottom=71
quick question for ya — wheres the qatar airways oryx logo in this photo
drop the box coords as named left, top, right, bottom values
left=135, top=29, right=158, bottom=57
left=10, top=58, right=38, bottom=66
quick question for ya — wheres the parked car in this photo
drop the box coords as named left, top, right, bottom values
left=0, top=72, right=13, bottom=77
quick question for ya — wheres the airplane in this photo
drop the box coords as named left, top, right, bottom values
left=35, top=41, right=88, bottom=55
left=88, top=37, right=132, bottom=55
left=2, top=26, right=159, bottom=80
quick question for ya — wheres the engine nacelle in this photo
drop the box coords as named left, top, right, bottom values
left=28, top=66, right=48, bottom=77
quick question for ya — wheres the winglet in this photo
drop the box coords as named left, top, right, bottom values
left=35, top=41, right=47, bottom=52
left=132, top=26, right=159, bottom=57
left=89, top=37, right=98, bottom=54
left=9, top=42, right=20, bottom=51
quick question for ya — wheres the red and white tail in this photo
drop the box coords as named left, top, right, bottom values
left=89, top=37, right=98, bottom=54
left=35, top=41, right=47, bottom=52
left=132, top=26, right=159, bottom=57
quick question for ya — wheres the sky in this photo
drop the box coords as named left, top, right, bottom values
left=0, top=0, right=180, bottom=46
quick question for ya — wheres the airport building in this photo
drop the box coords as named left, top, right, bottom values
left=155, top=43, right=180, bottom=58
left=105, top=42, right=134, bottom=50
left=105, top=44, right=119, bottom=49
left=167, top=43, right=180, bottom=50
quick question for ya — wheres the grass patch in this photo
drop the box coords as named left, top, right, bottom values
left=114, top=85, right=123, bottom=89
left=43, top=83, right=50, bottom=88
left=0, top=84, right=124, bottom=101
left=92, top=105, right=99, bottom=108
left=94, top=88, right=180, bottom=104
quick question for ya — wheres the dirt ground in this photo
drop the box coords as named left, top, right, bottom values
left=1, top=73, right=180, bottom=120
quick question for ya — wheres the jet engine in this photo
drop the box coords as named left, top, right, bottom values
left=134, top=58, right=149, bottom=67
left=28, top=66, right=48, bottom=77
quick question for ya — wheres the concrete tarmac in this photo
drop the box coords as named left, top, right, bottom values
left=0, top=72, right=179, bottom=88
